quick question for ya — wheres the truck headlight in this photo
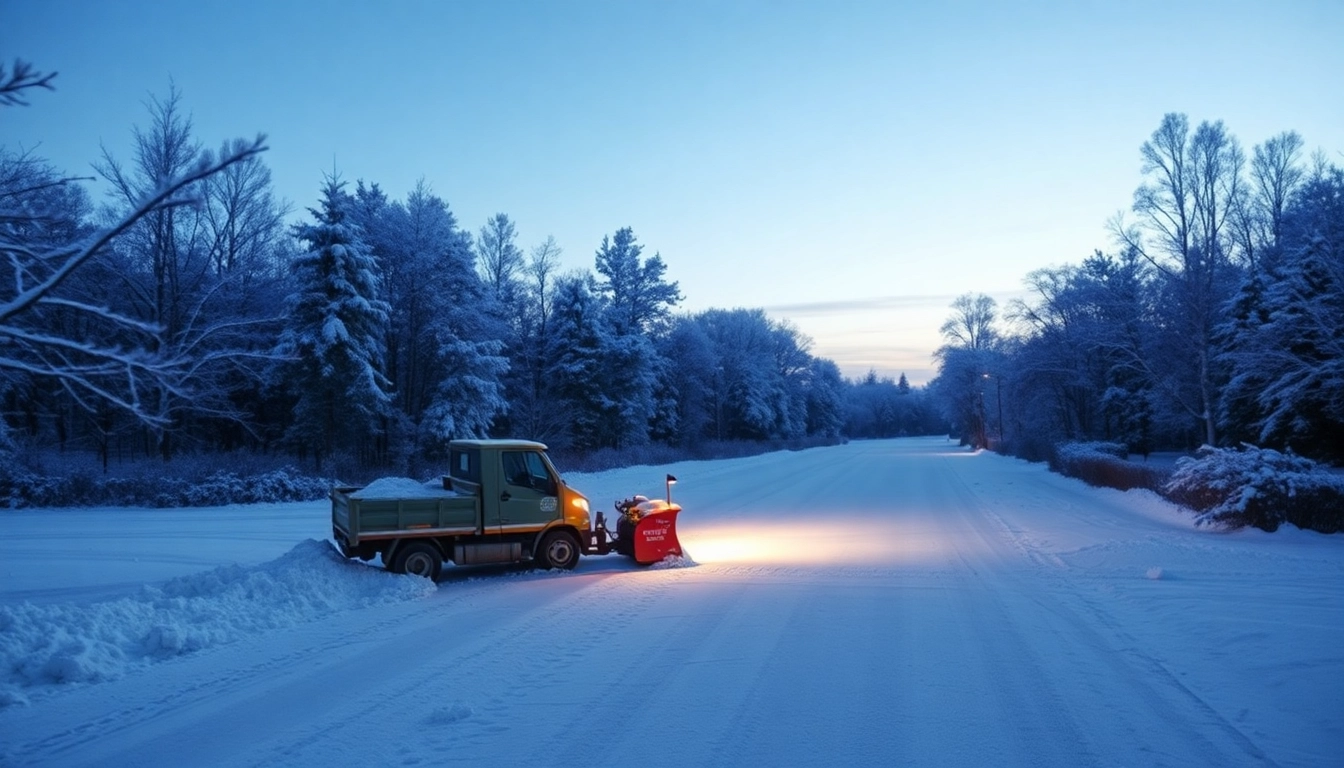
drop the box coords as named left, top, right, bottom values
left=571, top=497, right=589, bottom=513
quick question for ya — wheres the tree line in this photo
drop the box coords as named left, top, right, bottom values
left=2, top=69, right=942, bottom=475
left=931, top=113, right=1344, bottom=465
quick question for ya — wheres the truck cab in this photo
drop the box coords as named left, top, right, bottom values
left=446, top=439, right=592, bottom=535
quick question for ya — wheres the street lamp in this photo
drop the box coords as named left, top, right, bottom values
left=982, top=373, right=1003, bottom=445
left=977, top=385, right=987, bottom=449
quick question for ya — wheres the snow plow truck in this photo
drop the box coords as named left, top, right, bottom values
left=330, top=439, right=683, bottom=580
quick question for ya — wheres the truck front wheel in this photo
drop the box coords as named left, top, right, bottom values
left=392, top=541, right=442, bottom=581
left=536, top=530, right=580, bottom=570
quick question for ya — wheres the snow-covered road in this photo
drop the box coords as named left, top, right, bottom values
left=2, top=438, right=1340, bottom=767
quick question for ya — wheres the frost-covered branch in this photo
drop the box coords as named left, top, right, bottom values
left=1, top=135, right=270, bottom=428
left=0, top=136, right=267, bottom=325
left=0, top=59, right=56, bottom=107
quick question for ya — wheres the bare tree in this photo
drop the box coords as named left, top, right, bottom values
left=938, top=293, right=999, bottom=352
left=476, top=213, right=523, bottom=303
left=1250, top=131, right=1305, bottom=259
left=1112, top=113, right=1245, bottom=446
left=933, top=293, right=1001, bottom=447
left=201, top=141, right=290, bottom=278
left=94, top=84, right=205, bottom=351
left=1, top=137, right=269, bottom=429
left=525, top=235, right=562, bottom=336
left=92, top=86, right=286, bottom=459
left=504, top=236, right=564, bottom=440
left=2, top=61, right=276, bottom=458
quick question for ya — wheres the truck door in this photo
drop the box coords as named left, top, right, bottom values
left=498, top=450, right=561, bottom=531
left=451, top=445, right=498, bottom=534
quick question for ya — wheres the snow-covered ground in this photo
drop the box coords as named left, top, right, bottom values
left=1, top=437, right=1340, bottom=767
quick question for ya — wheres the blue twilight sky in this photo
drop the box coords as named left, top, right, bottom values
left=6, top=0, right=1343, bottom=384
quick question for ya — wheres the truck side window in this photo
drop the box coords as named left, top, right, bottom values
left=502, top=451, right=530, bottom=488
left=450, top=449, right=479, bottom=483
left=523, top=452, right=557, bottom=495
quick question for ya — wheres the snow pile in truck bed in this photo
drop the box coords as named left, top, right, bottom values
left=350, top=477, right=458, bottom=499
left=0, top=539, right=434, bottom=704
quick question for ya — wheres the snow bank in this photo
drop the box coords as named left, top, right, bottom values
left=0, top=539, right=435, bottom=705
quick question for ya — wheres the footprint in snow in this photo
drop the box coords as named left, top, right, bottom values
left=426, top=703, right=474, bottom=725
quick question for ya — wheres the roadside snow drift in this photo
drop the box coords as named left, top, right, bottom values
left=0, top=539, right=434, bottom=705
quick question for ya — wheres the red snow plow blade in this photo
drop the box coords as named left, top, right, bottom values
left=583, top=475, right=685, bottom=566
left=602, top=496, right=684, bottom=565
left=631, top=502, right=682, bottom=565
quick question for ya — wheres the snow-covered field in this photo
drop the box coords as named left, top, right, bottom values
left=1, top=437, right=1340, bottom=767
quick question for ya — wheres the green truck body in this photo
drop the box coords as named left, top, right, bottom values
left=331, top=439, right=594, bottom=580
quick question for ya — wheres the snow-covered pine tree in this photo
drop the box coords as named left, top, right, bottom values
left=1252, top=166, right=1344, bottom=460
left=413, top=193, right=509, bottom=453
left=657, top=317, right=718, bottom=445
left=344, top=181, right=510, bottom=458
left=546, top=275, right=610, bottom=450
left=804, top=358, right=845, bottom=438
left=418, top=249, right=510, bottom=454
left=594, top=227, right=682, bottom=338
left=693, top=308, right=787, bottom=441
left=277, top=176, right=391, bottom=471
left=545, top=275, right=655, bottom=450
left=591, top=227, right=680, bottom=444
left=1216, top=267, right=1273, bottom=446
left=418, top=330, right=508, bottom=451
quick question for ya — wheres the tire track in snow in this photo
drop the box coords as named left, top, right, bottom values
left=938, top=457, right=1279, bottom=767
left=1, top=571, right=601, bottom=767
left=228, top=567, right=705, bottom=766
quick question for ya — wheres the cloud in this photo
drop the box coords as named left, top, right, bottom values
left=816, top=342, right=937, bottom=360
left=763, top=290, right=1030, bottom=318
left=762, top=294, right=959, bottom=316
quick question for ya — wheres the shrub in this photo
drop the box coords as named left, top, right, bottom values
left=1162, top=445, right=1344, bottom=533
left=0, top=460, right=334, bottom=510
left=1003, top=432, right=1055, bottom=464
left=1050, top=441, right=1169, bottom=493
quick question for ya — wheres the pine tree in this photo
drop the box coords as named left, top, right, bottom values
left=805, top=359, right=845, bottom=437
left=594, top=227, right=682, bottom=337
left=546, top=275, right=655, bottom=450
left=1220, top=164, right=1344, bottom=461
left=277, top=176, right=391, bottom=470
left=546, top=276, right=613, bottom=450
left=417, top=198, right=509, bottom=450
left=418, top=330, right=508, bottom=450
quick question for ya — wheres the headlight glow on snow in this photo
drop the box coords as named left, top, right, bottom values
left=679, top=519, right=954, bottom=566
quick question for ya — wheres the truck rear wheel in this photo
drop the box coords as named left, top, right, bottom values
left=536, top=530, right=580, bottom=570
left=392, top=541, right=442, bottom=581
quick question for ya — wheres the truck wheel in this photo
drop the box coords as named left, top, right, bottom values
left=393, top=541, right=442, bottom=581
left=536, top=530, right=580, bottom=570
